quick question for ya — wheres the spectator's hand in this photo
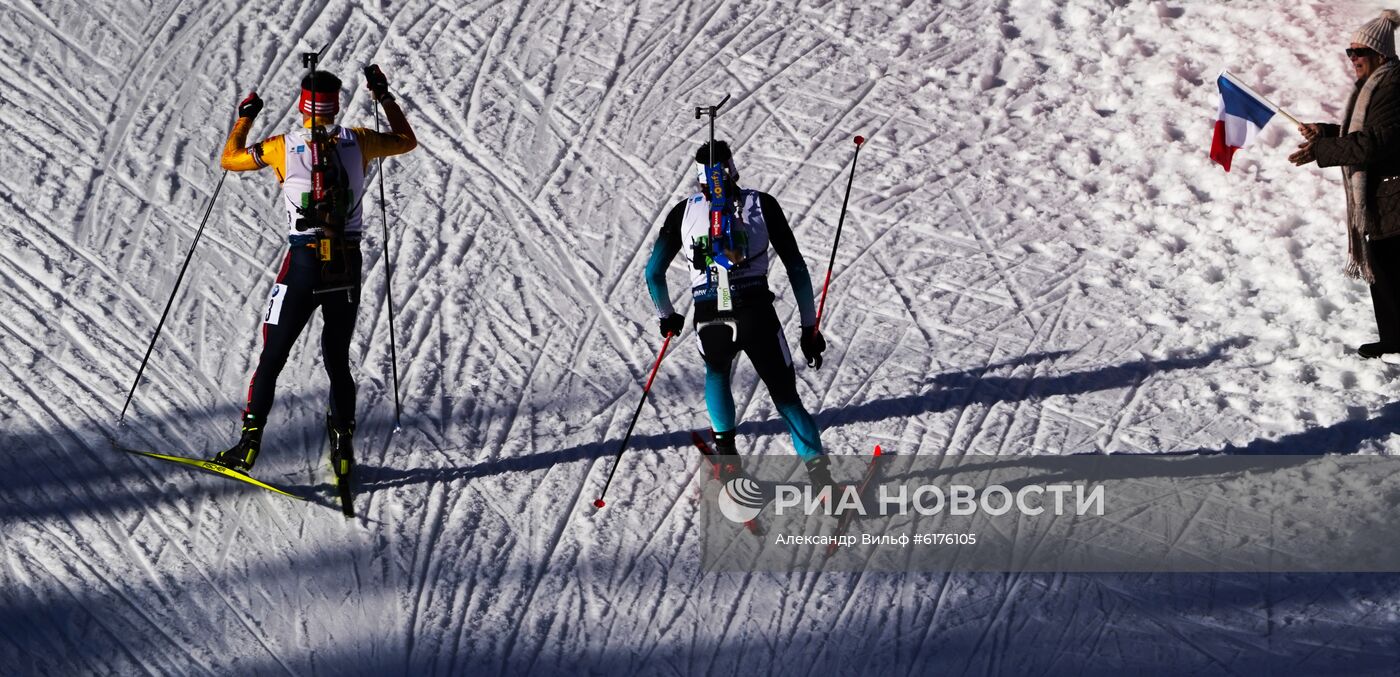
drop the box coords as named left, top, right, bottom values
left=1289, top=140, right=1317, bottom=166
left=800, top=326, right=826, bottom=369
left=1298, top=123, right=1322, bottom=140
left=659, top=313, right=685, bottom=338
left=237, top=91, right=263, bottom=119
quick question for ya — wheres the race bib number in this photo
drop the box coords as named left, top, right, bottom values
left=714, top=265, right=733, bottom=311
left=264, top=284, right=288, bottom=325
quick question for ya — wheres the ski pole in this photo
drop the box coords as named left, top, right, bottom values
left=814, top=135, right=866, bottom=331
left=120, top=44, right=335, bottom=425
left=593, top=332, right=675, bottom=509
left=367, top=65, right=403, bottom=433
left=119, top=170, right=229, bottom=424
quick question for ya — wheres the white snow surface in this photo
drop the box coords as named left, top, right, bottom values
left=4, top=0, right=1400, bottom=674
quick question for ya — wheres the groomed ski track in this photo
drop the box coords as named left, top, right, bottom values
left=4, top=0, right=1400, bottom=674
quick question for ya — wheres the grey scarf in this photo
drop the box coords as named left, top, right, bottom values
left=1342, top=62, right=1397, bottom=283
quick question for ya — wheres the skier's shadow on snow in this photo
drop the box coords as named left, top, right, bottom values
left=0, top=391, right=403, bottom=522
left=814, top=338, right=1248, bottom=431
left=359, top=337, right=1298, bottom=490
left=885, top=398, right=1400, bottom=493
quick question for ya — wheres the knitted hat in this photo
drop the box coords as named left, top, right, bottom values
left=1352, top=10, right=1400, bottom=59
left=299, top=71, right=341, bottom=117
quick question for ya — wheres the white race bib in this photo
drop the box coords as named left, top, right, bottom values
left=264, top=284, right=288, bottom=325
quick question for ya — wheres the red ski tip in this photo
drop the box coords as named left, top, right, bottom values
left=593, top=498, right=606, bottom=509
left=873, top=444, right=883, bottom=456
left=854, top=135, right=865, bottom=146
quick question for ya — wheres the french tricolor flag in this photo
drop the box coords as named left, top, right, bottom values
left=1211, top=71, right=1279, bottom=172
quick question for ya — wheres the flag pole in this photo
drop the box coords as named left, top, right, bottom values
left=1221, top=70, right=1301, bottom=128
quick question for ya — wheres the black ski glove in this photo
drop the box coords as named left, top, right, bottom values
left=659, top=313, right=685, bottom=338
left=364, top=65, right=391, bottom=103
left=800, top=326, right=826, bottom=369
left=238, top=91, right=263, bottom=118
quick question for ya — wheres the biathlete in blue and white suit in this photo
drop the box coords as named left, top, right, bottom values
left=644, top=141, right=834, bottom=489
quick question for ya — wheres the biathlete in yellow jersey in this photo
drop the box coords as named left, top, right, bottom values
left=212, top=67, right=416, bottom=477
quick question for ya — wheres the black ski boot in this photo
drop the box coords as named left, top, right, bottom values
left=805, top=455, right=841, bottom=510
left=704, top=430, right=747, bottom=482
left=1358, top=342, right=1400, bottom=359
left=804, top=454, right=837, bottom=490
left=327, top=413, right=356, bottom=517
left=212, top=413, right=263, bottom=472
left=327, top=413, right=355, bottom=484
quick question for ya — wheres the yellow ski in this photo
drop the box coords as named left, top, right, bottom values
left=118, top=447, right=308, bottom=501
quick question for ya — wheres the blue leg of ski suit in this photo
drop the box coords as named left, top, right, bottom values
left=698, top=304, right=822, bottom=461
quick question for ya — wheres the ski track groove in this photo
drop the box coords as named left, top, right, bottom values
left=438, top=502, right=484, bottom=677
left=185, top=497, right=301, bottom=677
left=906, top=572, right=956, bottom=677
left=988, top=295, right=1063, bottom=458
left=775, top=570, right=828, bottom=667
left=767, top=56, right=874, bottom=206
left=472, top=164, right=637, bottom=365
left=608, top=455, right=695, bottom=601
left=523, top=1, right=618, bottom=203
left=403, top=480, right=449, bottom=674
left=26, top=444, right=210, bottom=674
left=66, top=527, right=222, bottom=675
left=0, top=313, right=122, bottom=428
left=0, top=360, right=106, bottom=493
left=70, top=0, right=221, bottom=246
left=1121, top=590, right=1243, bottom=674
left=945, top=182, right=1036, bottom=328
left=495, top=461, right=591, bottom=673
left=944, top=341, right=1005, bottom=458
left=815, top=319, right=885, bottom=433
left=7, top=0, right=108, bottom=70
left=24, top=535, right=164, bottom=676
left=413, top=82, right=639, bottom=371
left=666, top=0, right=768, bottom=102
left=391, top=496, right=426, bottom=676
left=631, top=0, right=730, bottom=113
left=1024, top=297, right=1074, bottom=453
left=477, top=325, right=551, bottom=465
left=1, top=200, right=171, bottom=363
left=112, top=514, right=176, bottom=608
left=1099, top=362, right=1147, bottom=453
left=961, top=574, right=1024, bottom=676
